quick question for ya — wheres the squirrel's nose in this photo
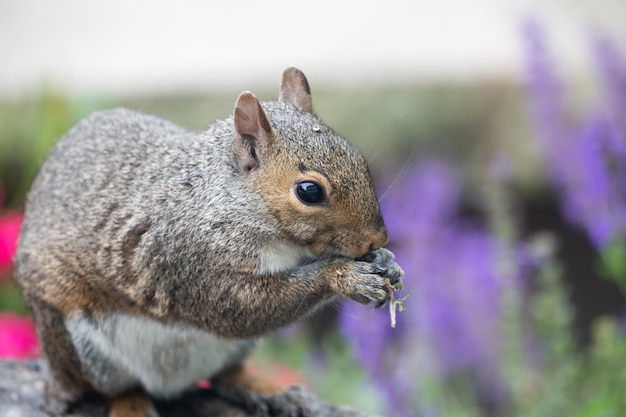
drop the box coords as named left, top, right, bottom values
left=368, top=227, right=389, bottom=252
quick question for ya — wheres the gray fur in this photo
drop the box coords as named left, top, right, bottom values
left=14, top=69, right=403, bottom=415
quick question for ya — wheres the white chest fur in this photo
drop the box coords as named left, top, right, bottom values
left=256, top=242, right=312, bottom=275
left=65, top=312, right=257, bottom=398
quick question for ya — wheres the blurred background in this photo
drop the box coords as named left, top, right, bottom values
left=1, top=1, right=626, bottom=416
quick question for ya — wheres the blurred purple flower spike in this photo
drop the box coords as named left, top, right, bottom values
left=340, top=159, right=512, bottom=415
left=578, top=115, right=626, bottom=247
left=593, top=35, right=626, bottom=127
left=523, top=18, right=626, bottom=250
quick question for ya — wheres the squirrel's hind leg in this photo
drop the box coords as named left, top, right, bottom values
left=109, top=391, right=157, bottom=417
left=212, top=364, right=310, bottom=417
left=29, top=301, right=95, bottom=414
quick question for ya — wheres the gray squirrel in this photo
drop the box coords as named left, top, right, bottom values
left=15, top=67, right=404, bottom=417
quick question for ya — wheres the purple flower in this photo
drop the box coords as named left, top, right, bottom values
left=592, top=35, right=626, bottom=129
left=522, top=19, right=578, bottom=186
left=340, top=160, right=515, bottom=415
left=522, top=19, right=626, bottom=249
left=578, top=115, right=626, bottom=247
left=380, top=159, right=461, bottom=245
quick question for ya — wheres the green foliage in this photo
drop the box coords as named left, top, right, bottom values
left=0, top=88, right=109, bottom=206
left=511, top=244, right=581, bottom=417
left=1, top=90, right=64, bottom=205
left=579, top=318, right=626, bottom=417
left=599, top=239, right=626, bottom=291
left=254, top=329, right=384, bottom=415
left=0, top=284, right=28, bottom=314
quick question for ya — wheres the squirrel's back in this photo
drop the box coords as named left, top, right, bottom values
left=16, top=108, right=267, bottom=312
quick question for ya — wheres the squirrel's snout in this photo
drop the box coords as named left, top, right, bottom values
left=370, top=228, right=389, bottom=251
left=331, top=226, right=389, bottom=260
left=363, top=227, right=389, bottom=255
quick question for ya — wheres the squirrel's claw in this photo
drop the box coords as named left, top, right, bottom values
left=330, top=247, right=404, bottom=307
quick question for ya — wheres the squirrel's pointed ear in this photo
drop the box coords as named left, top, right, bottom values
left=279, top=67, right=313, bottom=113
left=233, top=91, right=274, bottom=173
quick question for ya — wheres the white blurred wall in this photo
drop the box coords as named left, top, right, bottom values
left=1, top=0, right=625, bottom=97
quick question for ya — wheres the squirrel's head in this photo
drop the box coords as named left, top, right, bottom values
left=231, top=67, right=388, bottom=260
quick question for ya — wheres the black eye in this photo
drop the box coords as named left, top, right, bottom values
left=296, top=181, right=326, bottom=205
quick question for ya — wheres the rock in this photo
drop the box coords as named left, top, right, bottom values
left=0, top=360, right=377, bottom=417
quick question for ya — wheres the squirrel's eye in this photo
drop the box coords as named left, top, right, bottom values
left=296, top=181, right=326, bottom=205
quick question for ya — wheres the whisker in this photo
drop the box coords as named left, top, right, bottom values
left=366, top=137, right=395, bottom=167
left=318, top=233, right=343, bottom=261
left=365, top=134, right=384, bottom=163
left=365, top=111, right=410, bottom=165
left=377, top=140, right=420, bottom=205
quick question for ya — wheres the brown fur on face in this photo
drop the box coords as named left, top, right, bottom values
left=250, top=105, right=388, bottom=259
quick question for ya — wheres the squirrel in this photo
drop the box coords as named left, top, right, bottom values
left=14, top=67, right=404, bottom=417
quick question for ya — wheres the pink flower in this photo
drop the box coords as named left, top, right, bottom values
left=0, top=313, right=40, bottom=359
left=197, top=379, right=212, bottom=389
left=0, top=211, right=22, bottom=274
left=196, top=362, right=307, bottom=391
left=248, top=361, right=309, bottom=388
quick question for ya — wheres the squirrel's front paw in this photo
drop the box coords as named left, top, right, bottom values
left=330, top=248, right=404, bottom=306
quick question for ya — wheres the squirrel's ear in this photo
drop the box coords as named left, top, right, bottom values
left=279, top=67, right=313, bottom=113
left=233, top=91, right=274, bottom=173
